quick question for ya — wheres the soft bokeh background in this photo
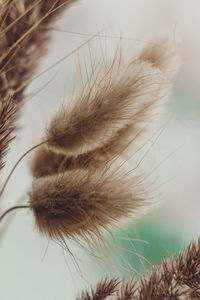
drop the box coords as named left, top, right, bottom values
left=0, top=0, right=200, bottom=299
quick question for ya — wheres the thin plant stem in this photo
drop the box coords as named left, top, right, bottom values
left=0, top=205, right=29, bottom=222
left=0, top=141, right=46, bottom=198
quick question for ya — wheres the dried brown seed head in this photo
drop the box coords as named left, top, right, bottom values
left=139, top=37, right=180, bottom=80
left=46, top=60, right=168, bottom=157
left=29, top=167, right=151, bottom=241
left=78, top=239, right=200, bottom=300
left=44, top=38, right=179, bottom=170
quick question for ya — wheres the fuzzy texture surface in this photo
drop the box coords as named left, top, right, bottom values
left=46, top=54, right=172, bottom=158
left=30, top=38, right=179, bottom=243
left=77, top=278, right=120, bottom=300
left=29, top=167, right=150, bottom=242
left=30, top=39, right=179, bottom=175
left=78, top=239, right=200, bottom=300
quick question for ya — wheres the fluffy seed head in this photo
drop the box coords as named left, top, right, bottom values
left=46, top=61, right=167, bottom=157
left=30, top=38, right=179, bottom=178
left=29, top=37, right=179, bottom=245
left=30, top=145, right=66, bottom=178
left=139, top=37, right=180, bottom=80
left=29, top=168, right=150, bottom=241
left=45, top=38, right=179, bottom=163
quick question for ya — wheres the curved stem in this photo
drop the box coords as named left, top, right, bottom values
left=0, top=205, right=30, bottom=222
left=0, top=141, right=46, bottom=198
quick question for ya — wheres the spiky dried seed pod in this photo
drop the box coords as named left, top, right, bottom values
left=78, top=239, right=200, bottom=300
left=116, top=280, right=137, bottom=300
left=77, top=278, right=120, bottom=300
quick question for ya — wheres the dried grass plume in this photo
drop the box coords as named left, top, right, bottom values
left=29, top=166, right=150, bottom=242
left=30, top=37, right=179, bottom=244
left=0, top=0, right=76, bottom=170
left=78, top=239, right=200, bottom=300
left=45, top=39, right=178, bottom=159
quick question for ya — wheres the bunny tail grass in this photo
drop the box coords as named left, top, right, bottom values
left=29, top=167, right=152, bottom=241
left=45, top=39, right=178, bottom=164
left=31, top=37, right=179, bottom=176
left=139, top=37, right=180, bottom=80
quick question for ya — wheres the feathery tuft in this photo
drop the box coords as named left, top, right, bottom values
left=78, top=239, right=200, bottom=300
left=46, top=59, right=170, bottom=158
left=29, top=167, right=151, bottom=241
left=139, top=37, right=180, bottom=80
left=30, top=145, right=66, bottom=178
left=39, top=40, right=179, bottom=175
left=29, top=37, right=179, bottom=243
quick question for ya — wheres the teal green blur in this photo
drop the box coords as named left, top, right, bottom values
left=105, top=213, right=186, bottom=278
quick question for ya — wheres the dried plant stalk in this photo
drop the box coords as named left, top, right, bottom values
left=78, top=239, right=200, bottom=300
left=0, top=95, right=17, bottom=170
left=0, top=0, right=76, bottom=101
left=0, top=0, right=76, bottom=170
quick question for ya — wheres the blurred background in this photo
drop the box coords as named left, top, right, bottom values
left=0, top=0, right=200, bottom=299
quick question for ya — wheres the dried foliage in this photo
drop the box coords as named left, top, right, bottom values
left=78, top=239, right=200, bottom=300
left=77, top=278, right=120, bottom=300
left=0, top=0, right=76, bottom=170
left=29, top=39, right=179, bottom=243
left=0, top=0, right=76, bottom=100
left=0, top=94, right=17, bottom=170
left=1, top=3, right=198, bottom=300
